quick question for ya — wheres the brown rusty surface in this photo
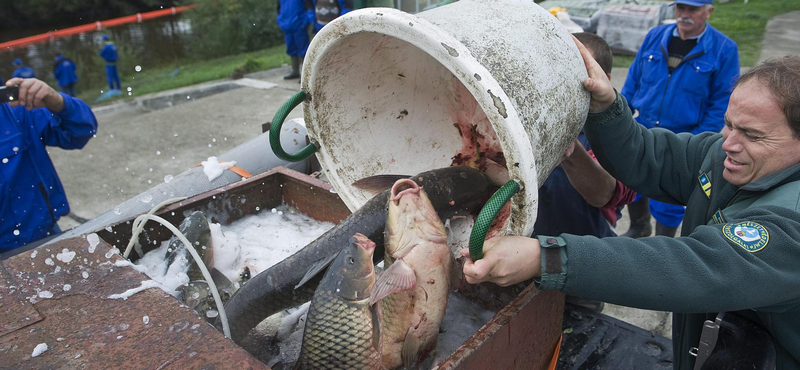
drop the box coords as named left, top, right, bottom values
left=437, top=285, right=565, bottom=370
left=0, top=237, right=269, bottom=369
left=0, top=265, right=43, bottom=337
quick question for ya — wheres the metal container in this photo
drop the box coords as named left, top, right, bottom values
left=0, top=166, right=562, bottom=369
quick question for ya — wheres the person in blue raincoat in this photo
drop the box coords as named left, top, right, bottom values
left=619, top=0, right=739, bottom=238
left=53, top=54, right=79, bottom=97
left=306, top=0, right=353, bottom=33
left=277, top=0, right=314, bottom=80
left=1, top=77, right=98, bottom=251
left=99, top=35, right=121, bottom=90
left=11, top=59, right=36, bottom=79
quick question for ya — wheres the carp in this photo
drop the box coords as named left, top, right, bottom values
left=370, top=179, right=458, bottom=369
left=293, top=233, right=383, bottom=370
left=222, top=166, right=495, bottom=343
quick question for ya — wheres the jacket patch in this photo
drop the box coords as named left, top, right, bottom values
left=722, top=221, right=769, bottom=253
left=698, top=172, right=711, bottom=198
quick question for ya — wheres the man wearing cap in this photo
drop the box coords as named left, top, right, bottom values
left=620, top=0, right=739, bottom=238
left=53, top=54, right=79, bottom=97
left=11, top=59, right=36, bottom=79
left=99, top=35, right=121, bottom=91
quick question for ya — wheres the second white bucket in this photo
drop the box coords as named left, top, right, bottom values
left=301, top=0, right=590, bottom=237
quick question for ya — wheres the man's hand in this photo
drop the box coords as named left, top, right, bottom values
left=460, top=236, right=541, bottom=287
left=6, top=78, right=65, bottom=113
left=572, top=35, right=616, bottom=113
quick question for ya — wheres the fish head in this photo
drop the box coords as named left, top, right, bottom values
left=386, top=179, right=448, bottom=257
left=330, top=233, right=376, bottom=301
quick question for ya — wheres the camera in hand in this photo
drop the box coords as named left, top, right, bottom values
left=0, top=85, right=20, bottom=103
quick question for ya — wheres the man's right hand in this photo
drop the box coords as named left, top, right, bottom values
left=572, top=35, right=616, bottom=113
left=6, top=78, right=65, bottom=113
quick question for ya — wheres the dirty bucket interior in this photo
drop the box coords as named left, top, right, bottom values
left=305, top=31, right=520, bottom=238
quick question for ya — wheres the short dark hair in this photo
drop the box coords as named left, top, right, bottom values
left=573, top=32, right=612, bottom=75
left=736, top=56, right=800, bottom=137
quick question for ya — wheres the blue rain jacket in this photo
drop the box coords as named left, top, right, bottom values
left=54, top=57, right=78, bottom=87
left=621, top=23, right=739, bottom=134
left=12, top=67, right=36, bottom=79
left=278, top=0, right=313, bottom=32
left=100, top=42, right=118, bottom=63
left=0, top=94, right=98, bottom=251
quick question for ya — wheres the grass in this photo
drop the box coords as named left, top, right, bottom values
left=612, top=0, right=800, bottom=68
left=79, top=44, right=290, bottom=106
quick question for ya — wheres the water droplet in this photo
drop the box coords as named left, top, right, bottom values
left=135, top=65, right=142, bottom=72
left=208, top=144, right=212, bottom=148
left=2, top=158, right=7, bottom=163
left=186, top=95, right=191, bottom=100
left=164, top=175, right=173, bottom=183
left=13, top=230, right=20, bottom=236
left=255, top=207, right=260, bottom=211
left=148, top=168, right=153, bottom=172
left=271, top=208, right=277, bottom=213
left=12, top=147, right=18, bottom=152
left=173, top=133, right=178, bottom=137
left=140, top=195, right=153, bottom=204
left=329, top=188, right=337, bottom=194
left=212, top=138, right=217, bottom=143
left=113, top=208, right=121, bottom=215
left=143, top=316, right=150, bottom=324
left=156, top=151, right=161, bottom=155
left=127, top=87, right=132, bottom=92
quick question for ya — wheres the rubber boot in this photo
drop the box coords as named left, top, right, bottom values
left=655, top=222, right=679, bottom=238
left=297, top=57, right=304, bottom=84
left=284, top=56, right=300, bottom=80
left=623, top=197, right=653, bottom=238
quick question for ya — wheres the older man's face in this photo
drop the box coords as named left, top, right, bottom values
left=675, top=4, right=713, bottom=39
left=721, top=80, right=800, bottom=186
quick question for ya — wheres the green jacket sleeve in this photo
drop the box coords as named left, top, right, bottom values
left=541, top=205, right=800, bottom=313
left=583, top=94, right=719, bottom=206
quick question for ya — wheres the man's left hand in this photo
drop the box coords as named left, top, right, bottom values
left=6, top=78, right=65, bottom=113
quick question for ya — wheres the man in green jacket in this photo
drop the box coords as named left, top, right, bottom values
left=461, top=41, right=800, bottom=369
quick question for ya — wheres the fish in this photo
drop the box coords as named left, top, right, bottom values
left=293, top=233, right=383, bottom=370
left=181, top=267, right=240, bottom=323
left=370, top=178, right=458, bottom=369
left=221, top=166, right=495, bottom=344
left=164, top=210, right=240, bottom=322
left=165, top=211, right=215, bottom=282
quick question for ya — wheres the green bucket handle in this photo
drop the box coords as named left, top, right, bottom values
left=468, top=179, right=520, bottom=261
left=270, top=90, right=318, bottom=162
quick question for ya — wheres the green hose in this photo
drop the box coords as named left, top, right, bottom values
left=269, top=90, right=318, bottom=162
left=469, top=179, right=520, bottom=261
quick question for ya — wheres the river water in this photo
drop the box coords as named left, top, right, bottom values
left=0, top=15, right=194, bottom=94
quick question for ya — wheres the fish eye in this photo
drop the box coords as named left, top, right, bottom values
left=348, top=257, right=355, bottom=264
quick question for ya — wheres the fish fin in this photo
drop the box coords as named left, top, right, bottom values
left=295, top=253, right=337, bottom=290
left=369, top=259, right=416, bottom=305
left=210, top=267, right=232, bottom=286
left=371, top=301, right=382, bottom=353
left=402, top=327, right=421, bottom=370
left=352, top=174, right=410, bottom=194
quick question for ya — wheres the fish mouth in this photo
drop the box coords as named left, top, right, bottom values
left=390, top=179, right=420, bottom=203
left=350, top=233, right=376, bottom=256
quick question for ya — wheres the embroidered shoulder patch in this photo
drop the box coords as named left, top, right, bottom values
left=698, top=172, right=711, bottom=198
left=722, top=221, right=769, bottom=253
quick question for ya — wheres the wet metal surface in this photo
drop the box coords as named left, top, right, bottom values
left=438, top=286, right=564, bottom=370
left=0, top=237, right=268, bottom=369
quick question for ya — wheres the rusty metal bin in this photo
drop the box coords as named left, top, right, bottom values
left=0, top=166, right=563, bottom=369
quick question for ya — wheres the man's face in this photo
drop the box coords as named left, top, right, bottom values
left=674, top=3, right=713, bottom=38
left=721, top=80, right=800, bottom=186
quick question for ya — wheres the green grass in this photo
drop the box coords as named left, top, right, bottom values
left=710, top=0, right=800, bottom=66
left=79, top=44, right=290, bottom=106
left=612, top=0, right=800, bottom=68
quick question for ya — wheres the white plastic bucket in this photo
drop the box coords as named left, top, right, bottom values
left=302, top=0, right=589, bottom=237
